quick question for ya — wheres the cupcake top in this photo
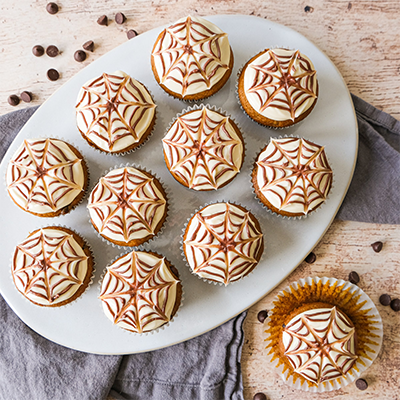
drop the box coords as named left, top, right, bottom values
left=151, top=16, right=232, bottom=99
left=6, top=138, right=86, bottom=216
left=254, top=137, right=333, bottom=216
left=242, top=48, right=318, bottom=122
left=282, top=306, right=358, bottom=384
left=184, top=202, right=263, bottom=285
left=99, top=250, right=181, bottom=333
left=88, top=167, right=167, bottom=246
left=12, top=227, right=91, bottom=306
left=76, top=71, right=156, bottom=153
left=162, top=106, right=244, bottom=191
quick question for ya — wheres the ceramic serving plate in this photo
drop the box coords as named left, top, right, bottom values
left=0, top=15, right=357, bottom=354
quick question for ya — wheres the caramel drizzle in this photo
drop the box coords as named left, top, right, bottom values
left=257, top=138, right=332, bottom=213
left=184, top=203, right=263, bottom=284
left=152, top=16, right=229, bottom=96
left=247, top=49, right=317, bottom=120
left=99, top=251, right=178, bottom=333
left=163, top=107, right=242, bottom=190
left=8, top=139, right=83, bottom=211
left=76, top=73, right=156, bottom=151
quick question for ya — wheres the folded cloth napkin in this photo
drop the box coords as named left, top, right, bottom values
left=0, top=93, right=398, bottom=400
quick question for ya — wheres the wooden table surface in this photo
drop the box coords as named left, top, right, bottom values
left=1, top=1, right=399, bottom=399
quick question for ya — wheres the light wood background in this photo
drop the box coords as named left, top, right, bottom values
left=1, top=1, right=399, bottom=399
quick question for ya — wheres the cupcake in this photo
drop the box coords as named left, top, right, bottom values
left=6, top=138, right=88, bottom=217
left=183, top=202, right=264, bottom=285
left=238, top=48, right=318, bottom=128
left=76, top=70, right=156, bottom=154
left=163, top=105, right=244, bottom=191
left=12, top=227, right=94, bottom=307
left=99, top=250, right=182, bottom=333
left=88, top=166, right=167, bottom=247
left=252, top=137, right=333, bottom=217
left=151, top=16, right=234, bottom=101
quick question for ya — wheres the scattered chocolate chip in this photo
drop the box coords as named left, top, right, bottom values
left=348, top=271, right=360, bottom=285
left=46, top=68, right=59, bottom=81
left=371, top=241, right=383, bottom=253
left=127, top=29, right=138, bottom=39
left=379, top=294, right=391, bottom=306
left=74, top=50, right=87, bottom=62
left=282, top=323, right=286, bottom=328
left=82, top=40, right=94, bottom=52
left=8, top=95, right=20, bottom=106
left=115, top=12, right=126, bottom=24
left=355, top=378, right=368, bottom=390
left=46, top=2, right=59, bottom=14
left=97, top=15, right=108, bottom=26
left=32, top=45, right=45, bottom=57
left=253, top=393, right=267, bottom=400
left=304, top=5, right=314, bottom=12
left=257, top=310, right=268, bottom=323
left=390, top=298, right=400, bottom=312
left=46, top=45, right=59, bottom=58
left=305, top=252, right=316, bottom=264
left=20, top=91, right=32, bottom=103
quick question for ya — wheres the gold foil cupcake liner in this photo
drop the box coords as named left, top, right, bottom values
left=263, top=276, right=383, bottom=392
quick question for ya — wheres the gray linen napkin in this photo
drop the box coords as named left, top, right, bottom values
left=0, top=93, right=399, bottom=400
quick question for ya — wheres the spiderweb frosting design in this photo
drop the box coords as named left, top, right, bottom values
left=76, top=71, right=156, bottom=153
left=255, top=138, right=333, bottom=215
left=100, top=251, right=180, bottom=333
left=12, top=228, right=90, bottom=306
left=151, top=16, right=231, bottom=98
left=243, top=48, right=318, bottom=121
left=88, top=167, right=167, bottom=245
left=6, top=138, right=86, bottom=215
left=163, top=106, right=244, bottom=190
left=184, top=203, right=264, bottom=285
left=282, top=307, right=358, bottom=384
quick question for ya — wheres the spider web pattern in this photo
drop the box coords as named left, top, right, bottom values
left=12, top=229, right=88, bottom=305
left=7, top=139, right=84, bottom=213
left=184, top=203, right=263, bottom=285
left=163, top=107, right=243, bottom=190
left=283, top=307, right=358, bottom=384
left=99, top=251, right=179, bottom=333
left=256, top=138, right=332, bottom=214
left=76, top=72, right=156, bottom=152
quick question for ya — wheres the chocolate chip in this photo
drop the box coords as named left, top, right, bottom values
left=32, top=45, right=45, bottom=57
left=257, top=310, right=268, bottom=323
left=390, top=298, right=400, bottom=312
left=115, top=12, right=126, bottom=24
left=82, top=40, right=94, bottom=52
left=97, top=15, right=108, bottom=26
left=348, top=271, right=360, bottom=285
left=379, top=294, right=391, bottom=306
left=46, top=2, right=59, bottom=14
left=46, top=68, right=59, bottom=81
left=20, top=91, right=32, bottom=103
left=8, top=95, right=20, bottom=106
left=127, top=29, right=138, bottom=40
left=74, top=50, right=87, bottom=62
left=46, top=45, right=59, bottom=58
left=355, top=378, right=368, bottom=390
left=371, top=241, right=383, bottom=253
left=304, top=5, right=314, bottom=12
left=305, top=252, right=316, bottom=264
left=253, top=393, right=267, bottom=400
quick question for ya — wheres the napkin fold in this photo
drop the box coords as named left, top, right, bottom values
left=0, top=93, right=399, bottom=400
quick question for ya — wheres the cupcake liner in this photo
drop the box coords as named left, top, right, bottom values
left=263, top=276, right=383, bottom=392
left=97, top=249, right=184, bottom=336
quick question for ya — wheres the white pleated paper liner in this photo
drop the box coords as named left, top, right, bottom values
left=263, top=276, right=383, bottom=393
left=97, top=248, right=184, bottom=336
left=86, top=163, right=170, bottom=250
left=180, top=200, right=266, bottom=287
left=9, top=225, right=96, bottom=309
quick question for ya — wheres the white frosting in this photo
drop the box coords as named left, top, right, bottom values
left=162, top=106, right=243, bottom=190
left=100, top=250, right=180, bottom=333
left=12, top=228, right=89, bottom=306
left=255, top=137, right=332, bottom=215
left=76, top=70, right=156, bottom=153
left=88, top=167, right=167, bottom=244
left=243, top=48, right=318, bottom=121
left=184, top=203, right=263, bottom=285
left=6, top=138, right=85, bottom=215
left=152, top=16, right=231, bottom=98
